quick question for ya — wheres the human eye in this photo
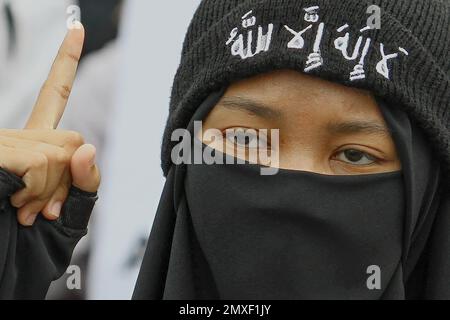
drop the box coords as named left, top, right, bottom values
left=333, top=148, right=378, bottom=166
left=224, top=127, right=267, bottom=150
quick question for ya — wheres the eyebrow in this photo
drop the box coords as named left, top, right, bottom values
left=218, top=96, right=283, bottom=119
left=218, top=96, right=390, bottom=137
left=327, top=120, right=391, bottom=137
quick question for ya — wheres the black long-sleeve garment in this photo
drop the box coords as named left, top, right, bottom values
left=0, top=168, right=97, bottom=299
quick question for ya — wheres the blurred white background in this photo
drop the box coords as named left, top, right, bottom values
left=0, top=0, right=201, bottom=300
left=85, top=0, right=201, bottom=300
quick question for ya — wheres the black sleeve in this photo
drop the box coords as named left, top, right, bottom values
left=0, top=168, right=98, bottom=300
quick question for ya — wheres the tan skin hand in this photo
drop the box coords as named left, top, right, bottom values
left=0, top=23, right=101, bottom=227
left=202, top=70, right=401, bottom=175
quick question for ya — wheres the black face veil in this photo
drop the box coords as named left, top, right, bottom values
left=133, top=90, right=449, bottom=300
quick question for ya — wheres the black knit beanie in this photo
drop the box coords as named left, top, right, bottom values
left=161, top=0, right=449, bottom=180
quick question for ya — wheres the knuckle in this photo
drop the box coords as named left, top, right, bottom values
left=10, top=195, right=23, bottom=208
left=42, top=81, right=71, bottom=101
left=54, top=84, right=71, bottom=101
left=64, top=131, right=85, bottom=147
left=54, top=148, right=71, bottom=165
left=63, top=49, right=80, bottom=64
left=28, top=187, right=42, bottom=199
left=31, top=153, right=49, bottom=170
left=26, top=182, right=46, bottom=199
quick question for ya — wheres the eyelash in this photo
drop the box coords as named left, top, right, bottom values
left=331, top=145, right=386, bottom=167
left=220, top=128, right=384, bottom=166
left=222, top=127, right=270, bottom=149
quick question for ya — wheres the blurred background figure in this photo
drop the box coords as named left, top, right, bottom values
left=0, top=0, right=121, bottom=130
left=0, top=0, right=201, bottom=300
left=0, top=0, right=123, bottom=300
left=78, top=0, right=121, bottom=58
left=0, top=0, right=70, bottom=128
left=51, top=0, right=124, bottom=300
left=84, top=0, right=202, bottom=300
left=0, top=0, right=81, bottom=299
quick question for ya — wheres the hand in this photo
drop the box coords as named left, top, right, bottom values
left=0, top=23, right=101, bottom=226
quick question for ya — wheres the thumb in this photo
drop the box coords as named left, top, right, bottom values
left=71, top=144, right=101, bottom=193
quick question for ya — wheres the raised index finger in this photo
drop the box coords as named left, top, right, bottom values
left=26, top=22, right=85, bottom=130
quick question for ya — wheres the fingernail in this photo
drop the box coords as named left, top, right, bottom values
left=11, top=199, right=24, bottom=208
left=50, top=201, right=63, bottom=219
left=69, top=20, right=83, bottom=30
left=24, top=213, right=37, bottom=226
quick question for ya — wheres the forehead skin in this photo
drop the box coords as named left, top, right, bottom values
left=220, top=69, right=383, bottom=125
left=204, top=69, right=401, bottom=174
left=211, top=69, right=393, bottom=146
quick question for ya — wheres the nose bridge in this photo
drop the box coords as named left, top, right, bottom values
left=279, top=146, right=325, bottom=173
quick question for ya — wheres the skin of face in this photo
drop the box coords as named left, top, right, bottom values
left=201, top=69, right=401, bottom=175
